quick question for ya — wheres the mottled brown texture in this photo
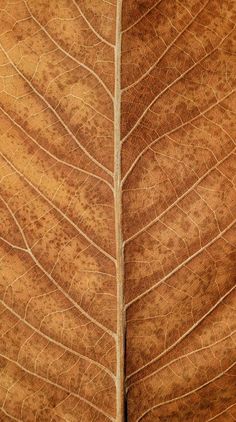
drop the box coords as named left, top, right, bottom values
left=0, top=1, right=117, bottom=421
left=0, top=1, right=235, bottom=421
left=122, top=1, right=236, bottom=421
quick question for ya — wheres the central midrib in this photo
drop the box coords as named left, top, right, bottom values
left=114, top=0, right=125, bottom=421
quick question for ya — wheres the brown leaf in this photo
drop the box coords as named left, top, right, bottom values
left=0, top=1, right=235, bottom=421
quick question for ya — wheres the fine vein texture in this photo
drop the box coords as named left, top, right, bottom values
left=0, top=1, right=235, bottom=422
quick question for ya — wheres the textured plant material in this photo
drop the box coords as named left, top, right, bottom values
left=0, top=1, right=235, bottom=421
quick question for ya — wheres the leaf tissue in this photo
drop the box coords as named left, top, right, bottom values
left=0, top=1, right=235, bottom=421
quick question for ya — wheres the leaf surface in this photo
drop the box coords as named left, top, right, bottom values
left=0, top=1, right=235, bottom=421
left=122, top=1, right=236, bottom=421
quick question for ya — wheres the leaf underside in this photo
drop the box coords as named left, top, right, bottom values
left=0, top=1, right=235, bottom=421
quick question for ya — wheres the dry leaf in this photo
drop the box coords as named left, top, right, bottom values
left=0, top=1, right=235, bottom=421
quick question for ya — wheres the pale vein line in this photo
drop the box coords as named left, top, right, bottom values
left=122, top=0, right=163, bottom=34
left=0, top=299, right=115, bottom=380
left=114, top=1, right=125, bottom=421
left=122, top=0, right=209, bottom=92
left=0, top=236, right=27, bottom=253
left=0, top=105, right=113, bottom=191
left=0, top=353, right=115, bottom=421
left=0, top=408, right=22, bottom=422
left=71, top=0, right=114, bottom=48
left=121, top=27, right=235, bottom=143
left=0, top=151, right=116, bottom=264
left=207, top=403, right=236, bottom=421
left=126, top=225, right=236, bottom=380
left=68, top=94, right=113, bottom=123
left=127, top=330, right=236, bottom=389
left=122, top=90, right=235, bottom=184
left=126, top=220, right=236, bottom=309
left=0, top=44, right=113, bottom=178
left=24, top=0, right=114, bottom=100
left=136, top=361, right=236, bottom=421
left=0, top=194, right=116, bottom=338
left=124, top=145, right=236, bottom=245
left=126, top=216, right=235, bottom=305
